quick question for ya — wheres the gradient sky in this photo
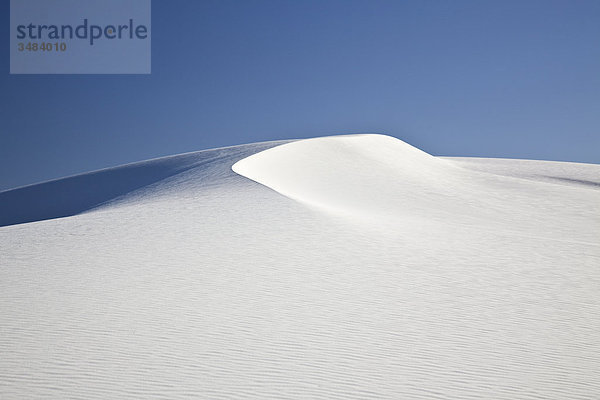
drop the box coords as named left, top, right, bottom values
left=1, top=0, right=599, bottom=191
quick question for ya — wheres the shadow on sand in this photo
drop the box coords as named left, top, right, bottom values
left=0, top=155, right=200, bottom=228
left=0, top=141, right=289, bottom=228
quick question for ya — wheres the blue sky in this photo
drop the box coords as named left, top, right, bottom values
left=1, top=0, right=599, bottom=191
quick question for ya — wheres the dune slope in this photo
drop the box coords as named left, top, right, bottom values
left=1, top=134, right=599, bottom=399
left=0, top=141, right=288, bottom=227
left=233, top=134, right=598, bottom=243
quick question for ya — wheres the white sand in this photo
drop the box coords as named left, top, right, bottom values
left=1, top=134, right=599, bottom=399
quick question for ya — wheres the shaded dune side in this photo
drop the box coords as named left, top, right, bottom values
left=0, top=141, right=288, bottom=227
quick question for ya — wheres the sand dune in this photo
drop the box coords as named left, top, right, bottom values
left=1, top=135, right=599, bottom=399
left=0, top=141, right=288, bottom=227
left=234, top=134, right=598, bottom=243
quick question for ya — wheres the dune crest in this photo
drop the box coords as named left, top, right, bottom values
left=233, top=134, right=599, bottom=243
left=233, top=134, right=455, bottom=219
